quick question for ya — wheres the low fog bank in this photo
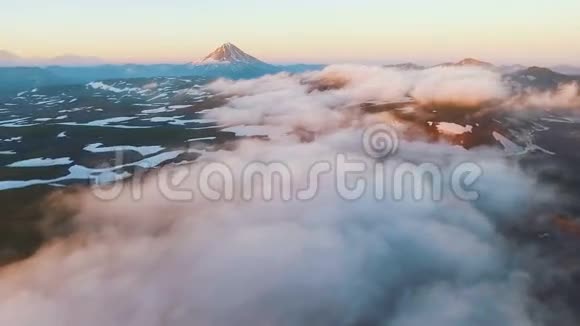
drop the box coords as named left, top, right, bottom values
left=1, top=64, right=579, bottom=325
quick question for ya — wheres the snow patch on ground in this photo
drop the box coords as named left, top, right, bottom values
left=168, top=105, right=193, bottom=109
left=0, top=150, right=185, bottom=191
left=147, top=93, right=169, bottom=102
left=86, top=117, right=136, bottom=126
left=1, top=137, right=22, bottom=142
left=186, top=137, right=217, bottom=142
left=222, top=125, right=292, bottom=139
left=143, top=115, right=216, bottom=126
left=141, top=107, right=174, bottom=114
left=436, top=122, right=473, bottom=135
left=7, top=157, right=73, bottom=168
left=87, top=82, right=140, bottom=93
left=84, top=143, right=165, bottom=156
left=492, top=132, right=525, bottom=155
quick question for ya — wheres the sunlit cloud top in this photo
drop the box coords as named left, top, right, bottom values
left=1, top=0, right=579, bottom=65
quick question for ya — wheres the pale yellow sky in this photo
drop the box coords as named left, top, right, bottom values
left=1, top=0, right=579, bottom=65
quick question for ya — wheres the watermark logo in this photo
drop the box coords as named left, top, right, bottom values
left=89, top=124, right=483, bottom=203
left=362, top=123, right=399, bottom=159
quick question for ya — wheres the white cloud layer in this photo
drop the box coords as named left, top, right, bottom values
left=1, top=64, right=576, bottom=326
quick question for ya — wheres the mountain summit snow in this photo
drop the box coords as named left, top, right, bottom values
left=185, top=42, right=279, bottom=78
left=194, top=42, right=266, bottom=65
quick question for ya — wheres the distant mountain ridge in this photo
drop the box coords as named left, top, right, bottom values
left=0, top=50, right=24, bottom=67
left=0, top=50, right=20, bottom=61
left=436, top=58, right=495, bottom=69
left=0, top=50, right=105, bottom=67
left=0, top=43, right=324, bottom=94
left=507, top=66, right=580, bottom=89
left=384, top=58, right=580, bottom=89
left=384, top=63, right=426, bottom=70
left=2, top=45, right=580, bottom=94
left=384, top=59, right=514, bottom=71
left=47, top=55, right=105, bottom=67
left=386, top=58, right=580, bottom=78
left=551, top=65, right=580, bottom=76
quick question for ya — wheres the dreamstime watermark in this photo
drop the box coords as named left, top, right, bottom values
left=89, top=124, right=483, bottom=202
left=362, top=123, right=399, bottom=159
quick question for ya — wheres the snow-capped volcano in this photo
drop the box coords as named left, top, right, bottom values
left=187, top=42, right=278, bottom=78
left=193, top=42, right=266, bottom=65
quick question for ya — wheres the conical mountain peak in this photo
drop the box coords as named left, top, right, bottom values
left=196, top=42, right=265, bottom=65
